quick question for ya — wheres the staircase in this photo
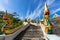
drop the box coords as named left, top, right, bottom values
left=14, top=24, right=44, bottom=40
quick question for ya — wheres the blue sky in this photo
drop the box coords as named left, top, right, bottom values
left=0, top=0, right=60, bottom=20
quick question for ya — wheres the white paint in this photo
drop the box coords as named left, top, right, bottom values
left=23, top=22, right=28, bottom=25
left=30, top=22, right=60, bottom=40
left=0, top=24, right=29, bottom=40
left=40, top=23, right=60, bottom=40
left=53, top=13, right=60, bottom=18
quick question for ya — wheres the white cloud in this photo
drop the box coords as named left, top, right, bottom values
left=28, top=2, right=42, bottom=19
left=46, top=0, right=60, bottom=16
left=25, top=9, right=30, bottom=18
left=25, top=2, right=42, bottom=19
left=4, top=0, right=9, bottom=4
left=20, top=16, right=24, bottom=20
left=46, top=0, right=55, bottom=5
left=0, top=0, right=9, bottom=4
left=0, top=0, right=9, bottom=11
left=52, top=8, right=60, bottom=14
left=0, top=4, right=5, bottom=11
left=28, top=0, right=55, bottom=19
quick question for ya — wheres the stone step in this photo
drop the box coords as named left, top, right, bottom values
left=22, top=26, right=43, bottom=40
left=24, top=32, right=43, bottom=36
left=22, top=37, right=45, bottom=40
left=29, top=27, right=41, bottom=29
left=27, top=29, right=42, bottom=31
left=22, top=36, right=43, bottom=38
left=14, top=25, right=44, bottom=40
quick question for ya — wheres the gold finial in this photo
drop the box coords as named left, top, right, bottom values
left=6, top=10, right=7, bottom=14
left=45, top=2, right=47, bottom=9
left=44, top=2, right=48, bottom=11
left=44, top=2, right=49, bottom=15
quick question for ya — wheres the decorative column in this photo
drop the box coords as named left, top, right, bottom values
left=3, top=10, right=12, bottom=26
left=44, top=3, right=52, bottom=34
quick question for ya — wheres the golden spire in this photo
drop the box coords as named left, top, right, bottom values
left=5, top=10, right=8, bottom=15
left=45, top=2, right=48, bottom=10
left=44, top=2, right=49, bottom=15
left=4, top=10, right=8, bottom=17
left=3, top=10, right=8, bottom=20
left=6, top=10, right=7, bottom=13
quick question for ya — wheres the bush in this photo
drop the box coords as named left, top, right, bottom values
left=0, top=28, right=4, bottom=35
left=9, top=23, right=20, bottom=29
left=9, top=25, right=16, bottom=29
left=0, top=31, right=4, bottom=35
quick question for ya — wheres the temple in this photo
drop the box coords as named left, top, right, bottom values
left=43, top=3, right=52, bottom=34
left=3, top=10, right=12, bottom=26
